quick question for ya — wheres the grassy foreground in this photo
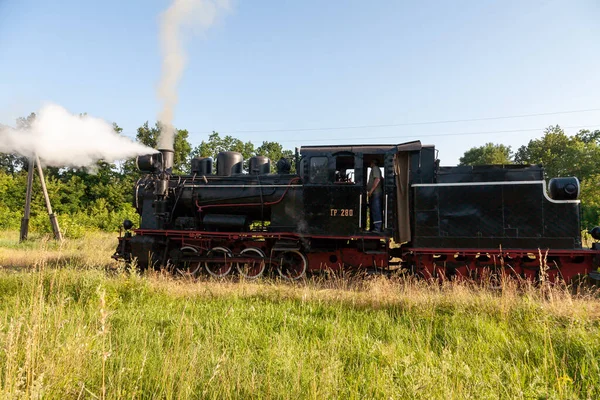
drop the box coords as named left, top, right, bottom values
left=0, top=233, right=600, bottom=399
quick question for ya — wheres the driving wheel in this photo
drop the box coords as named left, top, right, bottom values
left=204, top=246, right=234, bottom=277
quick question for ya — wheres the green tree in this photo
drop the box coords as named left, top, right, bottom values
left=579, top=174, right=600, bottom=229
left=192, top=132, right=253, bottom=160
left=191, top=132, right=256, bottom=171
left=575, top=129, right=600, bottom=144
left=136, top=121, right=159, bottom=148
left=0, top=113, right=35, bottom=174
left=256, top=141, right=295, bottom=172
left=173, top=128, right=192, bottom=174
left=458, top=143, right=513, bottom=166
left=514, top=125, right=600, bottom=179
left=16, top=112, right=36, bottom=130
left=515, top=125, right=600, bottom=227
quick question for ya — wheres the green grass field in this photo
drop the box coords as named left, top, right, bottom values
left=1, top=232, right=600, bottom=399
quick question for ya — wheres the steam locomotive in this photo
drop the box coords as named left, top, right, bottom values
left=113, top=141, right=600, bottom=282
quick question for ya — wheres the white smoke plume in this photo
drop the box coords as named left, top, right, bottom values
left=0, top=103, right=155, bottom=168
left=157, top=0, right=231, bottom=150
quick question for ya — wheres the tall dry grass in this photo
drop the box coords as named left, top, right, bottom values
left=0, top=230, right=118, bottom=270
left=0, top=231, right=599, bottom=398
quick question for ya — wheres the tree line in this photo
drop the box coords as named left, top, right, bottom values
left=459, top=125, right=600, bottom=227
left=1, top=113, right=599, bottom=236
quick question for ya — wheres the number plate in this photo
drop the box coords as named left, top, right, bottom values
left=330, top=209, right=354, bottom=217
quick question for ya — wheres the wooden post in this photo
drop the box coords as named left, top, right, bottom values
left=19, top=158, right=35, bottom=241
left=35, top=156, right=62, bottom=241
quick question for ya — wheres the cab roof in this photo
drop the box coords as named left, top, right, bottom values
left=299, top=140, right=425, bottom=155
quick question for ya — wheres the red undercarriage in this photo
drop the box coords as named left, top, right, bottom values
left=404, top=247, right=600, bottom=283
left=122, top=229, right=600, bottom=282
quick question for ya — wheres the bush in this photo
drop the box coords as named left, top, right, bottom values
left=0, top=205, right=22, bottom=231
left=0, top=203, right=141, bottom=239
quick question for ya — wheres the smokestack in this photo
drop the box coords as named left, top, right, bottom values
left=160, top=148, right=174, bottom=171
left=154, top=148, right=174, bottom=199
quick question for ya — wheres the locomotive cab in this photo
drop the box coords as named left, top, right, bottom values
left=299, top=150, right=362, bottom=236
left=298, top=141, right=423, bottom=239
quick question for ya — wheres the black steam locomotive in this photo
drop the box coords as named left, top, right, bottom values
left=113, top=141, right=600, bottom=282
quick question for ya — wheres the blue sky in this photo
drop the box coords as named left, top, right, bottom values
left=1, top=0, right=599, bottom=164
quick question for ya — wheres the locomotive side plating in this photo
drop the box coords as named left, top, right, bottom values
left=114, top=141, right=600, bottom=282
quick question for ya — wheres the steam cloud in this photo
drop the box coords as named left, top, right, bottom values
left=157, top=0, right=230, bottom=150
left=0, top=104, right=155, bottom=167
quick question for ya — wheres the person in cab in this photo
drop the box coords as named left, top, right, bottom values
left=367, top=159, right=383, bottom=232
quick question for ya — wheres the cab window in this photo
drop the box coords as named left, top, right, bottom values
left=310, top=156, right=329, bottom=183
left=335, top=155, right=355, bottom=183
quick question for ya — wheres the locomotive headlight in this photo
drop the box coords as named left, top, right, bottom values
left=123, top=219, right=134, bottom=231
left=136, top=153, right=162, bottom=173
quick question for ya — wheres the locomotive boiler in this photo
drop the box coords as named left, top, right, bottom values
left=114, top=141, right=600, bottom=283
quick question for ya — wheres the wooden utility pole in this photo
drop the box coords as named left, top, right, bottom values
left=19, top=156, right=62, bottom=242
left=35, top=156, right=62, bottom=241
left=19, top=158, right=35, bottom=241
